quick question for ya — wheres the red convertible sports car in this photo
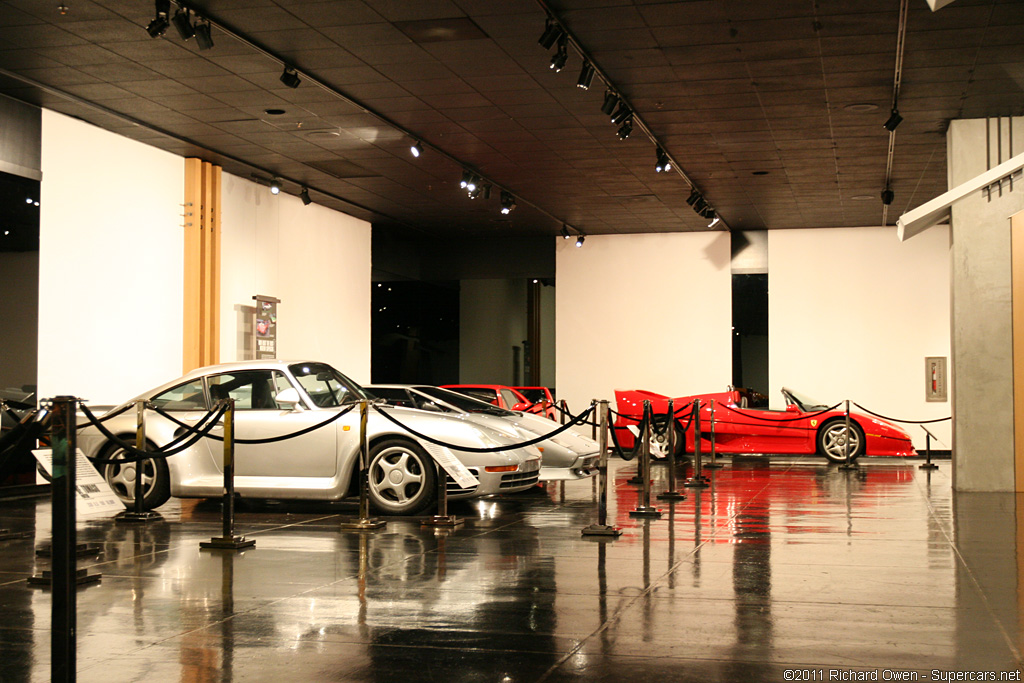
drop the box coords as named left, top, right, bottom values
left=613, top=387, right=916, bottom=463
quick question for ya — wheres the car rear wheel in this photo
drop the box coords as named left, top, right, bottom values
left=367, top=439, right=436, bottom=515
left=817, top=419, right=864, bottom=463
left=101, top=440, right=171, bottom=510
left=632, top=416, right=685, bottom=459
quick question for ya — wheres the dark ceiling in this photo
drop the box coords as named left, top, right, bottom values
left=0, top=0, right=1021, bottom=240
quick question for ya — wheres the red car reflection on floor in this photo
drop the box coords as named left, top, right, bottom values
left=613, top=387, right=916, bottom=463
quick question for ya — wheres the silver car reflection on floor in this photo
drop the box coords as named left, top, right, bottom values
left=77, top=361, right=542, bottom=515
left=365, top=384, right=600, bottom=481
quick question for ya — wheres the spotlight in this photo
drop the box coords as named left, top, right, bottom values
left=575, top=234, right=585, bottom=248
left=601, top=90, right=619, bottom=116
left=617, top=117, right=633, bottom=140
left=881, top=187, right=894, bottom=205
left=883, top=108, right=902, bottom=132
left=708, top=214, right=720, bottom=228
left=194, top=19, right=214, bottom=50
left=560, top=224, right=571, bottom=240
left=270, top=178, right=281, bottom=195
left=686, top=189, right=702, bottom=206
left=610, top=103, right=631, bottom=124
left=549, top=36, right=568, bottom=72
left=466, top=174, right=479, bottom=193
left=171, top=8, right=194, bottom=41
left=300, top=187, right=311, bottom=206
left=469, top=186, right=482, bottom=199
left=145, top=0, right=170, bottom=38
left=280, top=67, right=301, bottom=89
left=482, top=183, right=492, bottom=200
left=500, top=191, right=516, bottom=214
left=655, top=148, right=671, bottom=173
left=410, top=140, right=423, bottom=158
left=576, top=61, right=595, bottom=90
left=700, top=206, right=715, bottom=219
left=460, top=170, right=471, bottom=189
left=538, top=19, right=564, bottom=49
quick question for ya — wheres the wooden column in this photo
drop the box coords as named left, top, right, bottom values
left=183, top=158, right=222, bottom=373
left=1013, top=210, right=1024, bottom=491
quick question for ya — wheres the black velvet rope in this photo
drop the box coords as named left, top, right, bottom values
left=718, top=401, right=843, bottom=423
left=851, top=403, right=952, bottom=425
left=74, top=401, right=134, bottom=429
left=553, top=400, right=599, bottom=427
left=373, top=403, right=596, bottom=453
left=81, top=402, right=228, bottom=462
left=152, top=402, right=357, bottom=444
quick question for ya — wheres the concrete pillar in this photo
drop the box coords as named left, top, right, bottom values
left=949, top=117, right=1024, bottom=491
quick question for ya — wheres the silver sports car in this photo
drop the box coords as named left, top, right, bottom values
left=77, top=360, right=542, bottom=515
left=366, top=384, right=599, bottom=481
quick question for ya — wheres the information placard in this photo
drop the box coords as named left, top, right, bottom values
left=926, top=356, right=948, bottom=402
left=422, top=443, right=479, bottom=490
left=33, top=448, right=124, bottom=519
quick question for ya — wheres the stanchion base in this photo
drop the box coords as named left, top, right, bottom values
left=116, top=510, right=164, bottom=524
left=919, top=463, right=939, bottom=470
left=683, top=478, right=710, bottom=488
left=421, top=516, right=464, bottom=528
left=627, top=475, right=645, bottom=484
left=35, top=542, right=101, bottom=558
left=656, top=491, right=687, bottom=501
left=703, top=461, right=725, bottom=469
left=629, top=507, right=662, bottom=519
left=581, top=524, right=623, bottom=537
left=200, top=536, right=256, bottom=550
left=338, top=518, right=387, bottom=531
left=838, top=463, right=859, bottom=470
left=27, top=568, right=102, bottom=588
left=0, top=529, right=32, bottom=541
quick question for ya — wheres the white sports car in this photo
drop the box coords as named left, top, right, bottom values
left=366, top=384, right=599, bottom=481
left=77, top=360, right=542, bottom=515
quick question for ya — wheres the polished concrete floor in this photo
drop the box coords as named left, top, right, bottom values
left=0, top=455, right=1020, bottom=682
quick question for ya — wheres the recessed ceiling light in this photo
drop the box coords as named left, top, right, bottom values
left=850, top=195, right=875, bottom=201
left=751, top=170, right=770, bottom=176
left=845, top=103, right=879, bottom=113
left=264, top=108, right=286, bottom=116
left=305, top=130, right=341, bottom=139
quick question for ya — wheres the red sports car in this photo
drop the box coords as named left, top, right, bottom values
left=513, top=386, right=556, bottom=421
left=441, top=384, right=553, bottom=418
left=613, top=387, right=916, bottom=462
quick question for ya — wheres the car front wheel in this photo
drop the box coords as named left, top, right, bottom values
left=367, top=439, right=436, bottom=515
left=817, top=419, right=865, bottom=463
left=101, top=440, right=171, bottom=510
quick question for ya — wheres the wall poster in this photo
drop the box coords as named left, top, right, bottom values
left=926, top=356, right=948, bottom=402
left=253, top=295, right=281, bottom=359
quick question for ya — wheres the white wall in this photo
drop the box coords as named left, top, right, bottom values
left=38, top=110, right=184, bottom=404
left=0, top=252, right=38, bottom=393
left=459, top=278, right=527, bottom=384
left=555, top=232, right=733, bottom=412
left=769, top=226, right=952, bottom=450
left=219, top=173, right=371, bottom=383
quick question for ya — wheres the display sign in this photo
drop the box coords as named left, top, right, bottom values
left=926, top=356, right=948, bottom=402
left=423, top=443, right=479, bottom=489
left=252, top=295, right=281, bottom=359
left=33, top=448, right=123, bottom=518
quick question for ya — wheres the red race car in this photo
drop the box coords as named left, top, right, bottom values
left=441, top=384, right=554, bottom=419
left=513, top=386, right=557, bottom=421
left=613, top=387, right=916, bottom=463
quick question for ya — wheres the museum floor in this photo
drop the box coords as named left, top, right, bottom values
left=0, top=456, right=1020, bottom=682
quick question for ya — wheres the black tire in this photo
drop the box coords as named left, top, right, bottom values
left=100, top=439, right=171, bottom=510
left=817, top=419, right=865, bottom=463
left=367, top=438, right=436, bottom=515
left=636, top=416, right=685, bottom=459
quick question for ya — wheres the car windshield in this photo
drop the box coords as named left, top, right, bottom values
left=783, top=388, right=829, bottom=412
left=415, top=386, right=513, bottom=416
left=517, top=388, right=548, bottom=403
left=289, top=363, right=368, bottom=407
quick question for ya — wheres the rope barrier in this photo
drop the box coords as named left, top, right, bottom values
left=81, top=403, right=229, bottom=462
left=553, top=400, right=599, bottom=427
left=852, top=402, right=951, bottom=425
left=372, top=403, right=597, bottom=453
left=152, top=402, right=357, bottom=444
left=74, top=401, right=134, bottom=429
left=718, top=401, right=843, bottom=423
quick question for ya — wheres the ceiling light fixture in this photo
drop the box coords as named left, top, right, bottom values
left=708, top=214, right=720, bottom=228
left=686, top=189, right=702, bottom=207
left=300, top=187, right=312, bottom=206
left=270, top=178, right=281, bottom=195
left=560, top=224, right=571, bottom=240
left=171, top=7, right=194, bottom=40
left=410, top=140, right=423, bottom=158
left=883, top=108, right=903, bottom=132
left=280, top=67, right=301, bottom=89
left=500, top=191, right=517, bottom=214
left=481, top=183, right=492, bottom=200
left=610, top=103, right=632, bottom=125
left=538, top=19, right=564, bottom=49
left=550, top=35, right=568, bottom=72
left=145, top=0, right=170, bottom=38
left=194, top=19, right=214, bottom=50
left=601, top=91, right=619, bottom=116
left=881, top=187, right=895, bottom=205
left=576, top=61, right=595, bottom=89
left=575, top=234, right=586, bottom=248
left=460, top=170, right=471, bottom=189
left=655, top=148, right=671, bottom=173
left=466, top=174, right=479, bottom=193
left=617, top=117, right=633, bottom=140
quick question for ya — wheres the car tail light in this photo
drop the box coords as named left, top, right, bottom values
left=485, top=465, right=519, bottom=473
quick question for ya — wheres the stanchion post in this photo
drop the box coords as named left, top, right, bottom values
left=201, top=399, right=255, bottom=550
left=685, top=399, right=709, bottom=488
left=51, top=396, right=76, bottom=683
left=657, top=400, right=685, bottom=501
left=919, top=427, right=938, bottom=470
left=583, top=400, right=623, bottom=536
left=422, top=460, right=464, bottom=528
left=560, top=399, right=568, bottom=425
left=630, top=401, right=662, bottom=519
left=118, top=399, right=162, bottom=524
left=705, top=398, right=723, bottom=469
left=839, top=399, right=857, bottom=470
left=339, top=400, right=386, bottom=531
left=590, top=399, right=597, bottom=440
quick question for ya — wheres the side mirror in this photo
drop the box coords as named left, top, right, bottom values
left=276, top=387, right=303, bottom=410
left=785, top=404, right=800, bottom=413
